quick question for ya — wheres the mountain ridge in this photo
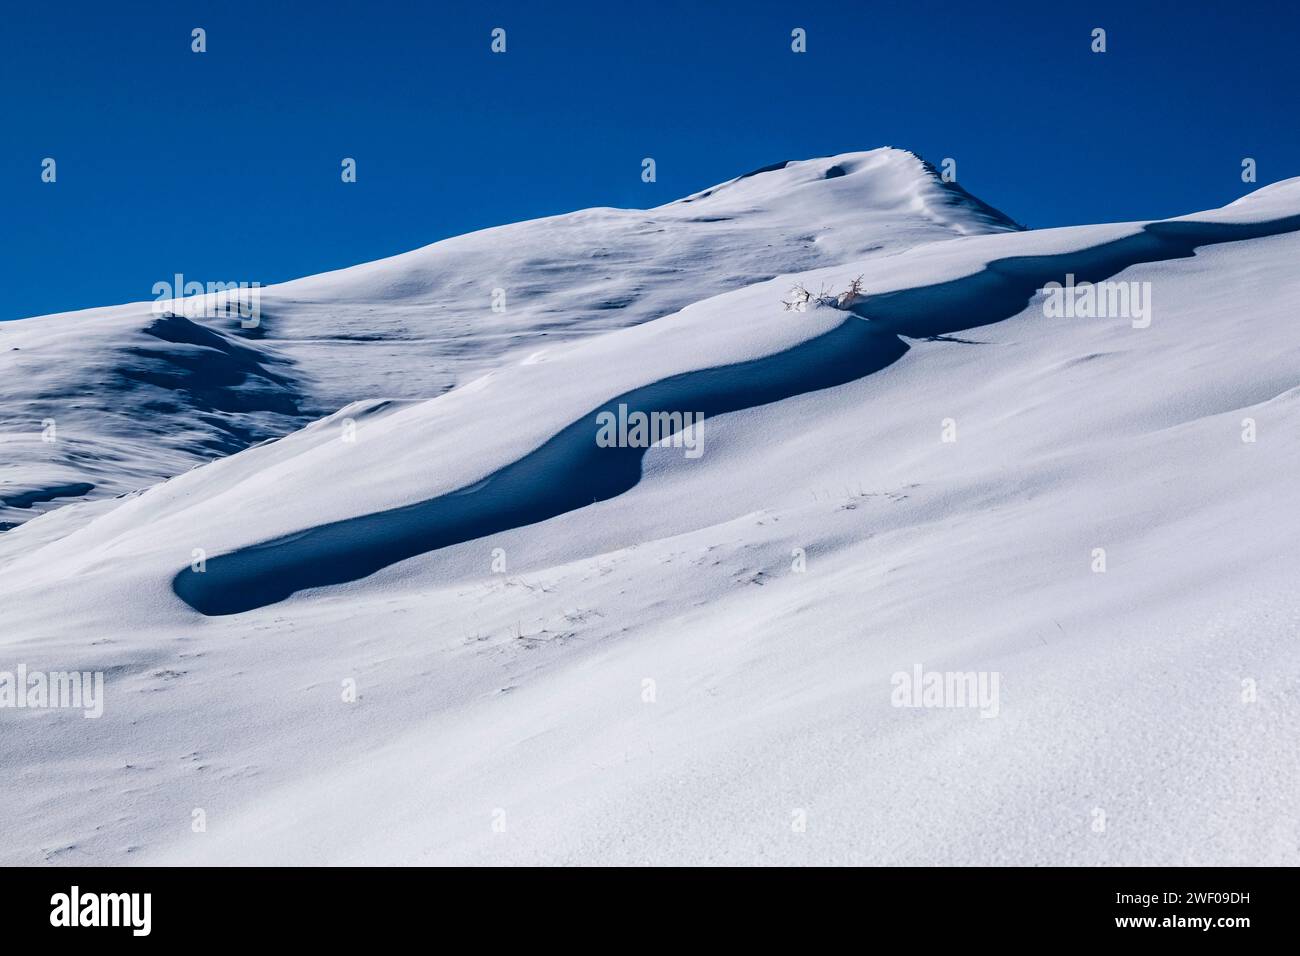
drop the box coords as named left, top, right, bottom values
left=0, top=147, right=1020, bottom=527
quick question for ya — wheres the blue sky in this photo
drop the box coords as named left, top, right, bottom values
left=2, top=0, right=1297, bottom=321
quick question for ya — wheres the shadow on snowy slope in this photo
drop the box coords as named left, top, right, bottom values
left=122, top=313, right=307, bottom=454
left=174, top=214, right=1300, bottom=615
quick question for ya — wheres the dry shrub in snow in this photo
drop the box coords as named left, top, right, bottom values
left=782, top=275, right=865, bottom=311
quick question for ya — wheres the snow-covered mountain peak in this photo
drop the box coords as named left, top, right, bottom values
left=666, top=147, right=1023, bottom=236
left=2, top=148, right=1023, bottom=528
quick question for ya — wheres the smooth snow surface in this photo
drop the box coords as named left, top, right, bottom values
left=1, top=148, right=1297, bottom=865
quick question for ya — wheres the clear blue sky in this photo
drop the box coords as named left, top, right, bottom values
left=2, top=0, right=1296, bottom=321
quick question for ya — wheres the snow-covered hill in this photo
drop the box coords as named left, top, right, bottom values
left=1, top=149, right=1297, bottom=866
left=0, top=149, right=1018, bottom=529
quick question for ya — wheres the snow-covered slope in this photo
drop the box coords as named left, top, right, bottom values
left=1, top=151, right=1297, bottom=866
left=1, top=148, right=1017, bottom=528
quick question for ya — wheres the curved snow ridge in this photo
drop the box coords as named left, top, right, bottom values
left=173, top=317, right=902, bottom=615
left=172, top=211, right=1300, bottom=616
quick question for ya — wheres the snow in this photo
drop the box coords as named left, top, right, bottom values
left=1, top=149, right=1019, bottom=531
left=1, top=148, right=1297, bottom=865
